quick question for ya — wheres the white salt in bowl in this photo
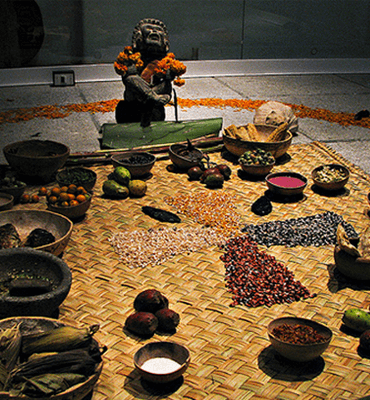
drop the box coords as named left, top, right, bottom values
left=133, top=341, right=190, bottom=383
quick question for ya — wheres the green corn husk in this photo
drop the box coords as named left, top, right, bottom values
left=0, top=362, right=9, bottom=390
left=21, top=324, right=100, bottom=356
left=0, top=324, right=22, bottom=371
left=5, top=346, right=104, bottom=389
left=8, top=373, right=86, bottom=398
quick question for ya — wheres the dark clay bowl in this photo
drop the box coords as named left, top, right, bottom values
left=0, top=182, right=26, bottom=204
left=267, top=317, right=332, bottom=362
left=48, top=195, right=92, bottom=221
left=169, top=143, right=204, bottom=170
left=0, top=209, right=73, bottom=257
left=223, top=125, right=293, bottom=159
left=311, top=164, right=350, bottom=191
left=0, top=248, right=72, bottom=318
left=56, top=167, right=97, bottom=192
left=111, top=151, right=156, bottom=178
left=240, top=160, right=275, bottom=177
left=3, top=140, right=70, bottom=183
left=0, top=193, right=14, bottom=211
left=134, top=341, right=190, bottom=383
left=266, top=171, right=307, bottom=197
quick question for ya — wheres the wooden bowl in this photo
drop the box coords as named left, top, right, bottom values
left=169, top=144, right=204, bottom=170
left=267, top=317, right=332, bottom=362
left=334, top=244, right=370, bottom=280
left=3, top=140, right=70, bottom=183
left=312, top=164, right=350, bottom=191
left=266, top=171, right=307, bottom=197
left=223, top=125, right=293, bottom=159
left=0, top=248, right=72, bottom=318
left=134, top=341, right=190, bottom=383
left=111, top=151, right=156, bottom=178
left=0, top=209, right=73, bottom=256
left=0, top=193, right=14, bottom=211
left=240, top=161, right=275, bottom=177
left=0, top=316, right=103, bottom=399
left=48, top=196, right=92, bottom=220
left=56, top=167, right=97, bottom=192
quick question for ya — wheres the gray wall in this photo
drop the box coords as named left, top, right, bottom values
left=1, top=0, right=369, bottom=68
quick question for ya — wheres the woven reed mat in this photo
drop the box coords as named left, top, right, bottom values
left=20, top=141, right=370, bottom=400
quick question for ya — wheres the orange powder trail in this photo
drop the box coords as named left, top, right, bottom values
left=0, top=98, right=369, bottom=129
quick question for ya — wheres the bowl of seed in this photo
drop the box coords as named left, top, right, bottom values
left=267, top=316, right=333, bottom=362
left=311, top=164, right=349, bottom=191
left=239, top=148, right=275, bottom=176
left=56, top=167, right=97, bottom=192
left=133, top=341, right=190, bottom=383
left=111, top=151, right=156, bottom=178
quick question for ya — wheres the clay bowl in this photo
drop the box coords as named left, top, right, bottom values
left=334, top=244, right=370, bottom=280
left=48, top=195, right=92, bottom=221
left=0, top=316, right=103, bottom=399
left=3, top=140, right=70, bottom=183
left=265, top=171, right=307, bottom=197
left=0, top=209, right=73, bottom=256
left=111, top=151, right=156, bottom=178
left=223, top=125, right=293, bottom=159
left=0, top=182, right=26, bottom=203
left=0, top=193, right=14, bottom=211
left=169, top=143, right=204, bottom=170
left=56, top=167, right=97, bottom=192
left=240, top=160, right=275, bottom=177
left=0, top=248, right=72, bottom=318
left=267, top=317, right=332, bottom=362
left=134, top=341, right=190, bottom=384
left=311, top=164, right=350, bottom=191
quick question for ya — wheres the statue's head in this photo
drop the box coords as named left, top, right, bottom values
left=132, top=18, right=169, bottom=57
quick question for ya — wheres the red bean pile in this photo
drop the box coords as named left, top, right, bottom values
left=221, top=235, right=316, bottom=307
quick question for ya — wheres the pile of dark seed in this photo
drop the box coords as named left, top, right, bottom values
left=241, top=211, right=358, bottom=248
left=125, top=154, right=153, bottom=164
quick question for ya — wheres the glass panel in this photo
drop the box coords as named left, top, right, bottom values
left=0, top=0, right=369, bottom=69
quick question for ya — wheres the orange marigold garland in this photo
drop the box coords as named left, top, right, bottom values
left=114, top=48, right=186, bottom=86
left=114, top=46, right=144, bottom=76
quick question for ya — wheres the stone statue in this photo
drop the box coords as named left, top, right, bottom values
left=114, top=18, right=186, bottom=127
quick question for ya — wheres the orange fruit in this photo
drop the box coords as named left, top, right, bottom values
left=31, top=194, right=40, bottom=203
left=77, top=186, right=87, bottom=195
left=60, top=186, right=69, bottom=192
left=20, top=194, right=30, bottom=203
left=76, top=194, right=86, bottom=203
left=60, top=201, right=69, bottom=207
left=59, top=192, right=70, bottom=202
left=69, top=200, right=79, bottom=207
left=38, top=187, right=48, bottom=196
left=51, top=187, right=61, bottom=196
left=48, top=196, right=58, bottom=204
left=67, top=184, right=77, bottom=194
left=67, top=193, right=75, bottom=201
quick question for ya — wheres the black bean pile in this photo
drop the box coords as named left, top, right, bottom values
left=241, top=211, right=358, bottom=248
left=221, top=236, right=316, bottom=307
left=125, top=154, right=153, bottom=164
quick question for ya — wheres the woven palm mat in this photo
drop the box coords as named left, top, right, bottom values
left=23, top=141, right=370, bottom=400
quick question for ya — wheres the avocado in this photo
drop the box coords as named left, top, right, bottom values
left=204, top=172, right=224, bottom=188
left=342, top=308, right=370, bottom=332
left=113, top=166, right=131, bottom=186
left=102, top=180, right=129, bottom=198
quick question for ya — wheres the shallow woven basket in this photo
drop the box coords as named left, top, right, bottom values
left=0, top=316, right=103, bottom=400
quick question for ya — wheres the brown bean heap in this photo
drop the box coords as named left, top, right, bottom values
left=272, top=323, right=327, bottom=344
left=221, top=235, right=316, bottom=307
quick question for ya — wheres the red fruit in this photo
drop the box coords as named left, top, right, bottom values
left=200, top=167, right=220, bottom=183
left=187, top=166, right=203, bottom=181
left=155, top=308, right=180, bottom=332
left=125, top=311, right=158, bottom=336
left=133, top=289, right=169, bottom=313
left=216, top=164, right=232, bottom=180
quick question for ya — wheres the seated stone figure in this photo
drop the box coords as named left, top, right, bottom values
left=115, top=18, right=184, bottom=127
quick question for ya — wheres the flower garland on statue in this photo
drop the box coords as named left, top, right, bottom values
left=114, top=46, right=186, bottom=87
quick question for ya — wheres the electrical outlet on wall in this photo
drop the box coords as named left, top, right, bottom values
left=52, top=70, right=75, bottom=86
